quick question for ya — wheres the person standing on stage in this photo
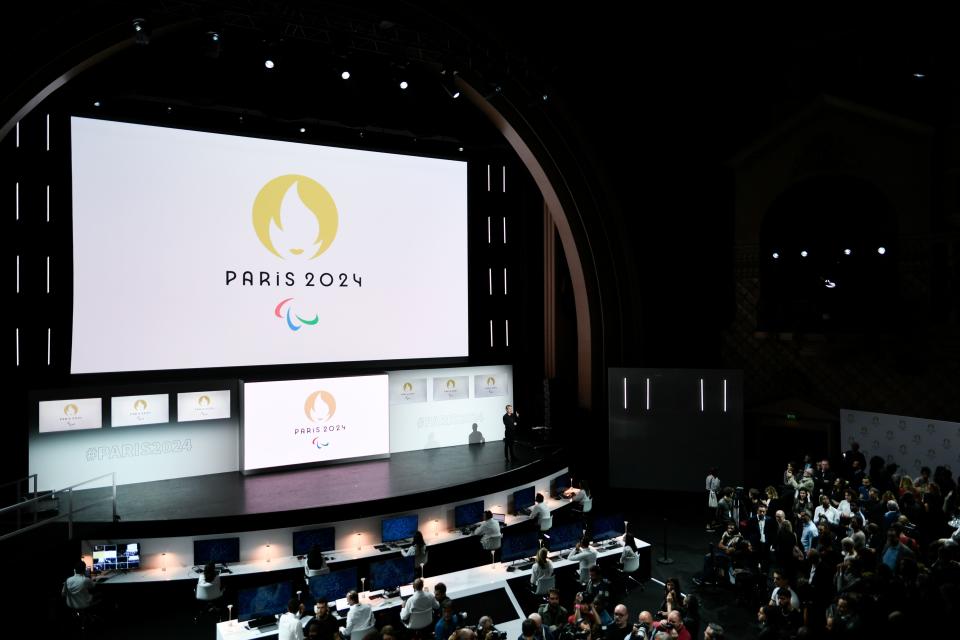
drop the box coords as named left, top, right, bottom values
left=503, top=404, right=519, bottom=462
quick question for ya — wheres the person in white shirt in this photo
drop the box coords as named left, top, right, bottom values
left=814, top=494, right=840, bottom=526
left=62, top=560, right=97, bottom=611
left=620, top=533, right=640, bottom=574
left=530, top=493, right=550, bottom=526
left=475, top=510, right=501, bottom=549
left=341, top=590, right=375, bottom=639
left=401, top=531, right=428, bottom=577
left=836, top=489, right=856, bottom=520
left=565, top=481, right=593, bottom=513
left=279, top=597, right=305, bottom=640
left=530, top=547, right=554, bottom=588
left=567, top=535, right=598, bottom=583
left=400, top=578, right=439, bottom=629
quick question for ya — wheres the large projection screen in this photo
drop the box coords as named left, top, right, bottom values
left=70, top=117, right=469, bottom=373
left=242, top=375, right=389, bottom=473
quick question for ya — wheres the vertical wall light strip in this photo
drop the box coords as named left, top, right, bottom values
left=700, top=378, right=705, bottom=412
left=46, top=114, right=50, bottom=151
left=504, top=319, right=509, bottom=347
left=502, top=166, right=506, bottom=193
left=15, top=122, right=19, bottom=148
left=46, top=185, right=50, bottom=222
left=47, top=328, right=51, bottom=366
left=723, top=379, right=728, bottom=413
left=15, top=182, right=19, bottom=221
left=503, top=268, right=508, bottom=295
left=487, top=216, right=491, bottom=244
left=502, top=217, right=507, bottom=244
left=489, top=320, right=494, bottom=347
left=46, top=257, right=50, bottom=293
left=16, top=256, right=19, bottom=294
left=488, top=268, right=492, bottom=295
left=16, top=329, right=19, bottom=367
left=646, top=378, right=650, bottom=410
left=623, top=377, right=628, bottom=410
left=486, top=164, right=491, bottom=192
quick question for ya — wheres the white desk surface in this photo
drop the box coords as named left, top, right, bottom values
left=101, top=495, right=578, bottom=585
left=214, top=537, right=648, bottom=640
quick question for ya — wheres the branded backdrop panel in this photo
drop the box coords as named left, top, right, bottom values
left=29, top=421, right=239, bottom=491
left=388, top=365, right=513, bottom=453
left=241, top=375, right=390, bottom=473
left=177, top=390, right=232, bottom=422
left=111, top=394, right=170, bottom=427
left=841, top=409, right=960, bottom=478
left=70, top=117, right=469, bottom=373
left=38, top=398, right=103, bottom=433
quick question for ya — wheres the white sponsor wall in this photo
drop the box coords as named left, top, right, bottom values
left=70, top=117, right=468, bottom=373
left=177, top=390, right=232, bottom=422
left=841, top=409, right=960, bottom=477
left=242, top=375, right=389, bottom=472
left=389, top=365, right=513, bottom=453
left=111, top=394, right=169, bottom=427
left=29, top=420, right=238, bottom=491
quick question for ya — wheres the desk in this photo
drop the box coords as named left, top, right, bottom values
left=214, top=538, right=650, bottom=640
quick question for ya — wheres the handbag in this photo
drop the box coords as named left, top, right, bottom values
left=708, top=490, right=718, bottom=508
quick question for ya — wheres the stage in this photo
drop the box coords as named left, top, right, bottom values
left=54, top=440, right=565, bottom=538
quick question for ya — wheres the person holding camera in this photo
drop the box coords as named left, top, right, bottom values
left=567, top=536, right=598, bottom=584
left=537, top=589, right=568, bottom=634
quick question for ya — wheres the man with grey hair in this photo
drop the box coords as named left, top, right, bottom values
left=527, top=612, right=552, bottom=640
left=611, top=604, right=631, bottom=640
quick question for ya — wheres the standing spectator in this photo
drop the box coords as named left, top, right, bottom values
left=705, top=468, right=721, bottom=531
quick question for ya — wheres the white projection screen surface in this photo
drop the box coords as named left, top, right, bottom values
left=70, top=117, right=469, bottom=373
left=242, top=375, right=389, bottom=472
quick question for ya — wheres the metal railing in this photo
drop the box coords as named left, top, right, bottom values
left=0, top=474, right=39, bottom=530
left=0, top=472, right=117, bottom=542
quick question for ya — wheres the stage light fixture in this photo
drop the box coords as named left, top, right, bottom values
left=913, top=72, right=926, bottom=79
left=93, top=101, right=101, bottom=107
left=209, top=31, right=220, bottom=42
left=299, top=127, right=306, bottom=133
left=399, top=80, right=409, bottom=90
left=341, top=70, right=351, bottom=80
left=844, top=248, right=852, bottom=255
left=877, top=246, right=886, bottom=255
left=772, top=252, right=779, bottom=259
left=800, top=250, right=808, bottom=257
left=132, top=18, right=149, bottom=45
left=265, top=59, right=275, bottom=69
left=825, top=279, right=836, bottom=289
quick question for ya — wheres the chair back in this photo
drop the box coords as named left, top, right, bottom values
left=351, top=627, right=375, bottom=640
left=481, top=533, right=502, bottom=551
left=407, top=607, right=435, bottom=630
left=539, top=515, right=553, bottom=532
left=534, top=574, right=556, bottom=595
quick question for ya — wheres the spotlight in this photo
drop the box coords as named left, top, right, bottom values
left=824, top=279, right=837, bottom=289
left=843, top=248, right=852, bottom=256
left=399, top=80, right=409, bottom=90
left=800, top=250, right=808, bottom=257
left=209, top=32, right=220, bottom=42
left=341, top=70, right=351, bottom=80
left=877, top=246, right=886, bottom=255
left=265, top=59, right=275, bottom=69
left=132, top=18, right=149, bottom=45
left=458, top=147, right=464, bottom=152
left=913, top=72, right=926, bottom=79
left=542, top=94, right=549, bottom=102
left=93, top=101, right=101, bottom=107
left=299, top=127, right=306, bottom=133
left=772, top=252, right=779, bottom=260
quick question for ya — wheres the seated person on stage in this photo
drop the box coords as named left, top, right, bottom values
left=435, top=599, right=461, bottom=640
left=341, top=590, right=375, bottom=639
left=530, top=547, right=554, bottom=588
left=305, top=544, right=331, bottom=578
left=620, top=533, right=640, bottom=572
left=62, top=560, right=98, bottom=611
left=197, top=561, right=224, bottom=602
left=567, top=535, right=598, bottom=583
left=564, top=481, right=593, bottom=513
left=400, top=578, right=439, bottom=628
left=475, top=511, right=501, bottom=547
left=307, top=602, right=341, bottom=640
left=530, top=493, right=550, bottom=527
left=538, top=588, right=569, bottom=633
left=280, top=597, right=306, bottom=640
left=696, top=521, right=742, bottom=585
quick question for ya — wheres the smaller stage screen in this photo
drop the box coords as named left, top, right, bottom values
left=592, top=514, right=626, bottom=542
left=512, top=486, right=535, bottom=513
left=454, top=500, right=484, bottom=529
left=501, top=531, right=538, bottom=562
left=38, top=398, right=102, bottom=434
left=293, top=527, right=336, bottom=556
left=308, top=567, right=358, bottom=605
left=545, top=523, right=582, bottom=552
left=193, top=537, right=241, bottom=566
left=92, top=543, right=141, bottom=573
left=369, top=555, right=415, bottom=590
left=238, top=581, right=293, bottom=621
left=381, top=514, right=418, bottom=543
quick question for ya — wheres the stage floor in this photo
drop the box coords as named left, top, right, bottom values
left=61, top=441, right=561, bottom=524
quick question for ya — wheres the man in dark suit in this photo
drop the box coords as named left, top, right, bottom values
left=746, top=504, right=776, bottom=572
left=502, top=404, right=519, bottom=462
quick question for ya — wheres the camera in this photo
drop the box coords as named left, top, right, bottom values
left=631, top=622, right=651, bottom=639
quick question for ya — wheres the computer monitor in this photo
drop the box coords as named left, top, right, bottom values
left=501, top=530, right=539, bottom=562
left=292, top=527, right=336, bottom=556
left=369, top=555, right=415, bottom=590
left=545, top=523, right=582, bottom=552
left=237, top=580, right=293, bottom=622
left=512, top=486, right=536, bottom=513
left=193, top=537, right=241, bottom=566
left=492, top=513, right=506, bottom=524
left=307, top=567, right=358, bottom=606
left=552, top=473, right=571, bottom=495
left=592, top=514, right=625, bottom=542
left=454, top=500, right=484, bottom=529
left=92, top=542, right=141, bottom=573
left=381, top=514, right=418, bottom=543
